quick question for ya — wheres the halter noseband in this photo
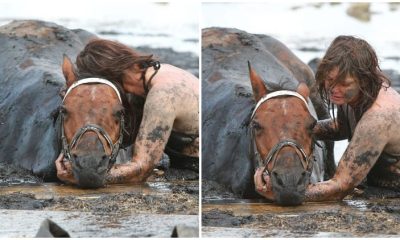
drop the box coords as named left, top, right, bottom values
left=250, top=90, right=315, bottom=175
left=61, top=78, right=125, bottom=171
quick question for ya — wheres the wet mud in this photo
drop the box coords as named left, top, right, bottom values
left=202, top=180, right=400, bottom=237
left=0, top=163, right=198, bottom=237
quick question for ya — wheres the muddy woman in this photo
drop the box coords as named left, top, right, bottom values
left=56, top=39, right=199, bottom=184
left=256, top=35, right=400, bottom=201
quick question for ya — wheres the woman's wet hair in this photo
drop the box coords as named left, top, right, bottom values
left=76, top=39, right=156, bottom=85
left=315, top=35, right=390, bottom=114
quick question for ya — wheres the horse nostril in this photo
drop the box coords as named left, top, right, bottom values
left=297, top=171, right=307, bottom=186
left=98, top=155, right=109, bottom=170
left=75, top=159, right=82, bottom=169
left=272, top=171, right=284, bottom=187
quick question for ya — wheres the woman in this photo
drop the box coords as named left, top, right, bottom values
left=255, top=35, right=400, bottom=201
left=56, top=39, right=199, bottom=184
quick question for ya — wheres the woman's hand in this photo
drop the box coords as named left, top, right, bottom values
left=55, top=153, right=78, bottom=185
left=254, top=167, right=275, bottom=201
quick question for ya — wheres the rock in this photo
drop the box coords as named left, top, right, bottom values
left=389, top=2, right=400, bottom=11
left=383, top=69, right=400, bottom=93
left=307, top=57, right=322, bottom=75
left=35, top=218, right=70, bottom=237
left=171, top=224, right=198, bottom=238
left=346, top=3, right=371, bottom=22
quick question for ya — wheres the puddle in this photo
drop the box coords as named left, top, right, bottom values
left=0, top=181, right=178, bottom=198
left=202, top=197, right=400, bottom=237
left=343, top=199, right=369, bottom=211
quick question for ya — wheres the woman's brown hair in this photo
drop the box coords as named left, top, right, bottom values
left=75, top=39, right=155, bottom=144
left=315, top=35, right=390, bottom=115
left=76, top=39, right=155, bottom=84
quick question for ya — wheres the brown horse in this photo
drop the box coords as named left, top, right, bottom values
left=59, top=56, right=131, bottom=188
left=248, top=62, right=319, bottom=205
left=202, top=28, right=331, bottom=206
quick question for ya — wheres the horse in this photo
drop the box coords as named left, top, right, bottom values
left=0, top=20, right=135, bottom=185
left=0, top=20, right=96, bottom=179
left=202, top=27, right=335, bottom=205
left=57, top=56, right=134, bottom=188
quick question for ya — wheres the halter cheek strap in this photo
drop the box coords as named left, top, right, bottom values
left=250, top=90, right=315, bottom=173
left=61, top=78, right=124, bottom=171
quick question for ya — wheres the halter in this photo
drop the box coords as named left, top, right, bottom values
left=250, top=90, right=315, bottom=175
left=60, top=78, right=125, bottom=171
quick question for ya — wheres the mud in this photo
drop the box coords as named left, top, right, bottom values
left=0, top=163, right=198, bottom=212
left=0, top=162, right=42, bottom=186
left=202, top=181, right=400, bottom=237
left=1, top=183, right=198, bottom=215
left=1, top=209, right=198, bottom=238
left=0, top=165, right=198, bottom=237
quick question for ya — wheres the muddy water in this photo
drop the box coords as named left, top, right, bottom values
left=0, top=180, right=199, bottom=237
left=202, top=183, right=400, bottom=237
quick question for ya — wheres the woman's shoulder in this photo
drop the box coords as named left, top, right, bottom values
left=158, top=64, right=198, bottom=81
left=149, top=64, right=199, bottom=96
left=362, top=88, right=400, bottom=126
left=370, top=87, right=400, bottom=112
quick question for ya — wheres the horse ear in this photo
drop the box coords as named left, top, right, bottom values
left=296, top=82, right=310, bottom=99
left=248, top=61, right=268, bottom=102
left=62, top=54, right=77, bottom=87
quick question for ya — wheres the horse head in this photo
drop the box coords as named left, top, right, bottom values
left=59, top=55, right=128, bottom=188
left=248, top=62, right=316, bottom=205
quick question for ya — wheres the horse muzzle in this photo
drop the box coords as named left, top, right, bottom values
left=270, top=169, right=310, bottom=206
left=71, top=152, right=109, bottom=188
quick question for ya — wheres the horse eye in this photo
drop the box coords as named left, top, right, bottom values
left=309, top=119, right=317, bottom=130
left=59, top=106, right=67, bottom=115
left=251, top=121, right=262, bottom=130
left=113, top=109, right=124, bottom=119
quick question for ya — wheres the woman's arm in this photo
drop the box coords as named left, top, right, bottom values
left=306, top=110, right=390, bottom=201
left=313, top=107, right=349, bottom=141
left=106, top=87, right=176, bottom=184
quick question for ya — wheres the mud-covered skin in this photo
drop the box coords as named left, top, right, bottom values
left=306, top=87, right=400, bottom=201
left=325, top=68, right=361, bottom=106
left=106, top=64, right=199, bottom=183
left=202, top=27, right=334, bottom=199
left=313, top=107, right=350, bottom=141
left=0, top=20, right=96, bottom=178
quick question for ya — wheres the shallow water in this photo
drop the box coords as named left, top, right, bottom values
left=202, top=197, right=400, bottom=237
left=0, top=181, right=176, bottom=198
left=0, top=0, right=199, bottom=54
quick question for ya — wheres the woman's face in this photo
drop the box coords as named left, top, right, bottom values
left=325, top=67, right=361, bottom=106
